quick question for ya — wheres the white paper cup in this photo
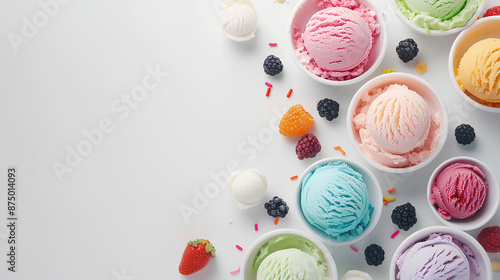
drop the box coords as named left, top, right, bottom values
left=390, top=226, right=493, bottom=280
left=427, top=156, right=500, bottom=231
left=449, top=16, right=500, bottom=112
left=241, top=228, right=338, bottom=280
left=347, top=72, right=448, bottom=173
left=287, top=0, right=388, bottom=86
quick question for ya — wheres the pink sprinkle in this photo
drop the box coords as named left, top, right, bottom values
left=265, top=82, right=273, bottom=88
left=269, top=43, right=278, bottom=46
left=349, top=245, right=358, bottom=252
left=254, top=223, right=258, bottom=231
left=230, top=265, right=241, bottom=274
left=236, top=245, right=243, bottom=251
left=391, top=230, right=400, bottom=239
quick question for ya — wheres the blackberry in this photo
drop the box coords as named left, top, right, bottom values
left=364, top=244, right=385, bottom=266
left=295, top=133, right=321, bottom=160
left=455, top=124, right=475, bottom=145
left=396, top=39, right=419, bottom=63
left=263, top=55, right=283, bottom=76
left=264, top=196, right=289, bottom=218
left=391, top=202, right=417, bottom=231
left=317, top=98, right=340, bottom=121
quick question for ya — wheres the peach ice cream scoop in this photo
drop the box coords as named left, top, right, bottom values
left=366, top=84, right=430, bottom=154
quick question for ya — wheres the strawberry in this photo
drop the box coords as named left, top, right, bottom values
left=178, top=239, right=216, bottom=275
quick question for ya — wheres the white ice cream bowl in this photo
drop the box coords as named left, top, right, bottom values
left=347, top=72, right=448, bottom=173
left=389, top=226, right=493, bottom=280
left=426, top=156, right=500, bottom=231
left=449, top=16, right=500, bottom=113
left=287, top=0, right=388, bottom=86
left=389, top=0, right=484, bottom=36
left=295, top=157, right=383, bottom=246
left=241, top=228, right=338, bottom=280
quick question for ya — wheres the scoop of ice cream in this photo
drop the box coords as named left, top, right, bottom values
left=457, top=38, right=500, bottom=103
left=403, top=0, right=466, bottom=20
left=429, top=163, right=487, bottom=220
left=366, top=84, right=430, bottom=154
left=256, top=248, right=322, bottom=280
left=228, top=169, right=267, bottom=210
left=252, top=234, right=327, bottom=280
left=300, top=161, right=374, bottom=242
left=396, top=233, right=480, bottom=280
left=341, top=270, right=373, bottom=280
left=219, top=0, right=257, bottom=41
left=303, top=7, right=372, bottom=72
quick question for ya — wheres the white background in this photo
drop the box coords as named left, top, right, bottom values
left=1, top=0, right=500, bottom=279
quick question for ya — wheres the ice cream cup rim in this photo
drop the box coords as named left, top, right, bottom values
left=295, top=157, right=383, bottom=246
left=287, top=0, right=388, bottom=87
left=388, top=0, right=485, bottom=36
left=448, top=16, right=500, bottom=113
left=346, top=72, right=448, bottom=173
left=240, top=228, right=339, bottom=280
left=389, top=225, right=493, bottom=280
left=426, top=156, right=500, bottom=231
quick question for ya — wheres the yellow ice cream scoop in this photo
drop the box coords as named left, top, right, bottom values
left=457, top=38, right=500, bottom=103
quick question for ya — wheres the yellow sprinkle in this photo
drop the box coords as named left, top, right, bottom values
left=383, top=195, right=395, bottom=202
left=416, top=61, right=427, bottom=75
left=277, top=0, right=286, bottom=2
left=382, top=69, right=395, bottom=74
left=228, top=219, right=232, bottom=224
left=492, top=260, right=500, bottom=272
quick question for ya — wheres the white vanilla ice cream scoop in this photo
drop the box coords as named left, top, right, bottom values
left=219, top=0, right=257, bottom=41
left=229, top=169, right=267, bottom=210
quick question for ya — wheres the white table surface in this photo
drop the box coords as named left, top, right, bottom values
left=1, top=0, right=499, bottom=279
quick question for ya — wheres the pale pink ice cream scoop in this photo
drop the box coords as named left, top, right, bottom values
left=430, top=163, right=487, bottom=220
left=303, top=7, right=372, bottom=72
left=366, top=84, right=430, bottom=154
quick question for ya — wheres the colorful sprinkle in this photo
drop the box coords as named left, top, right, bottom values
left=274, top=216, right=280, bottom=226
left=491, top=260, right=500, bottom=272
left=383, top=69, right=395, bottom=74
left=230, top=265, right=241, bottom=274
left=383, top=200, right=388, bottom=205
left=416, top=61, right=427, bottom=75
left=265, top=82, right=273, bottom=88
left=383, top=195, right=395, bottom=202
left=236, top=245, right=243, bottom=251
left=290, top=175, right=298, bottom=180
left=388, top=188, right=395, bottom=193
left=349, top=245, right=358, bottom=252
left=391, top=230, right=400, bottom=239
left=287, top=89, right=293, bottom=98
left=254, top=223, right=258, bottom=231
left=228, top=219, right=232, bottom=223
left=269, top=43, right=278, bottom=46
left=266, top=87, right=271, bottom=97
left=334, top=146, right=346, bottom=155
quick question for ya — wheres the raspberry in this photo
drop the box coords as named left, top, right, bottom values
left=364, top=244, right=385, bottom=266
left=317, top=98, right=340, bottom=121
left=295, top=134, right=321, bottom=160
left=279, top=104, right=314, bottom=137
left=396, top=38, right=419, bottom=63
left=264, top=196, right=289, bottom=218
left=391, top=202, right=417, bottom=231
left=455, top=124, right=475, bottom=145
left=477, top=226, right=500, bottom=253
left=263, top=55, right=283, bottom=76
left=483, top=6, right=500, bottom=17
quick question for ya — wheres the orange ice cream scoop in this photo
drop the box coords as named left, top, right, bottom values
left=457, top=38, right=500, bottom=103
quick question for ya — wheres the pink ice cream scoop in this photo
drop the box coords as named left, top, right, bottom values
left=366, top=84, right=430, bottom=154
left=303, top=7, right=372, bottom=72
left=430, top=163, right=487, bottom=220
